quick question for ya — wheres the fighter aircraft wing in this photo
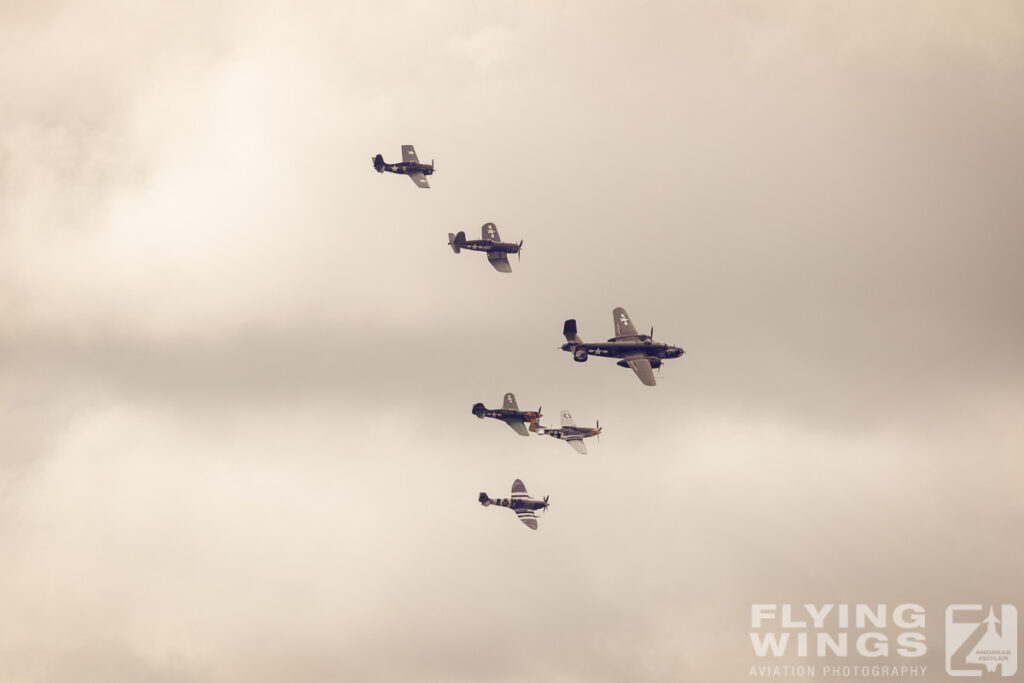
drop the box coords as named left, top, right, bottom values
left=503, top=393, right=519, bottom=411
left=487, top=251, right=512, bottom=273
left=506, top=419, right=530, bottom=437
left=408, top=172, right=430, bottom=188
left=401, top=145, right=419, bottom=164
left=481, top=222, right=500, bottom=242
left=560, top=410, right=576, bottom=428
left=566, top=438, right=588, bottom=455
left=515, top=509, right=538, bottom=530
left=625, top=355, right=657, bottom=386
left=511, top=479, right=529, bottom=498
left=612, top=306, right=643, bottom=340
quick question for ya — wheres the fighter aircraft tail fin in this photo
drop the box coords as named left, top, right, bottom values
left=471, top=402, right=486, bottom=418
left=372, top=154, right=384, bottom=173
left=449, top=231, right=465, bottom=254
left=478, top=492, right=491, bottom=506
left=563, top=319, right=582, bottom=344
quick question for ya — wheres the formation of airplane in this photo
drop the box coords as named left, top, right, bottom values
left=373, top=145, right=689, bottom=529
left=372, top=145, right=434, bottom=188
left=478, top=479, right=549, bottom=530
left=448, top=223, right=522, bottom=273
left=472, top=392, right=542, bottom=436
left=539, top=410, right=601, bottom=454
left=561, top=307, right=684, bottom=386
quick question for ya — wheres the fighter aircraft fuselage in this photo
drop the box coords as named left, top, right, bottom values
left=478, top=493, right=548, bottom=512
left=374, top=159, right=434, bottom=177
left=457, top=239, right=520, bottom=254
left=542, top=425, right=600, bottom=440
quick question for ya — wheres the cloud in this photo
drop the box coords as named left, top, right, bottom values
left=2, top=2, right=1023, bottom=681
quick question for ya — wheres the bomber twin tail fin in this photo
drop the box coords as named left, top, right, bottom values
left=562, top=319, right=582, bottom=343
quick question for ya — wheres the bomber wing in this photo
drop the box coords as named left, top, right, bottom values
left=566, top=438, right=588, bottom=455
left=481, top=222, right=500, bottom=242
left=625, top=355, right=657, bottom=386
left=408, top=172, right=430, bottom=188
left=487, top=251, right=512, bottom=273
left=515, top=509, right=539, bottom=530
left=611, top=306, right=644, bottom=340
left=401, top=145, right=420, bottom=164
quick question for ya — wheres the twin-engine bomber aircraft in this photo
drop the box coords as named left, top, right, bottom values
left=372, top=145, right=434, bottom=188
left=561, top=307, right=684, bottom=386
left=479, top=479, right=549, bottom=530
left=540, top=411, right=601, bottom=454
left=448, top=222, right=522, bottom=273
left=472, top=392, right=542, bottom=436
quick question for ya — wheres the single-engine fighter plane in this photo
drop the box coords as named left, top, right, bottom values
left=372, top=145, right=434, bottom=188
left=472, top=392, right=542, bottom=436
left=478, top=479, right=549, bottom=530
left=539, top=410, right=601, bottom=454
left=561, top=307, right=684, bottom=386
left=448, top=222, right=522, bottom=273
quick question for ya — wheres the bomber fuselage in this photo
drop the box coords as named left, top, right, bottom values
left=560, top=339, right=684, bottom=362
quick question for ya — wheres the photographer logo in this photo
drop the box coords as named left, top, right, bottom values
left=946, top=605, right=1017, bottom=677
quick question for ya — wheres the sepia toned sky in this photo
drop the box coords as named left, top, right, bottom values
left=2, top=2, right=1023, bottom=681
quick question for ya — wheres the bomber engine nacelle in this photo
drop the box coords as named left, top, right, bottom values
left=573, top=347, right=588, bottom=362
left=617, top=358, right=661, bottom=369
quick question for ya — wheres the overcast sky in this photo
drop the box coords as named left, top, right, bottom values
left=2, top=2, right=1023, bottom=681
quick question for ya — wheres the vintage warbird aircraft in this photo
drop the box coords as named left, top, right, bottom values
left=561, top=307, right=684, bottom=386
left=448, top=222, right=522, bottom=273
left=472, top=392, right=542, bottom=436
left=372, top=145, right=433, bottom=188
left=539, top=410, right=601, bottom=454
left=479, top=479, right=549, bottom=530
